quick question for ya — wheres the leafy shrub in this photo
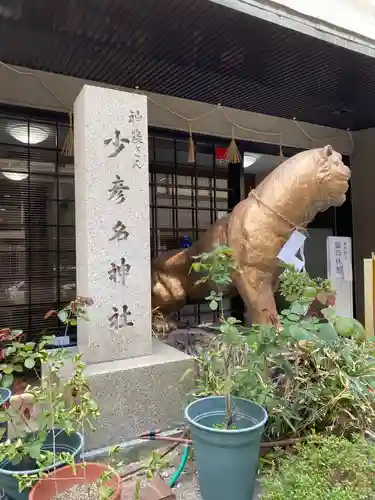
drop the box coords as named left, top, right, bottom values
left=191, top=251, right=375, bottom=440
left=261, top=434, right=375, bottom=500
left=234, top=300, right=375, bottom=440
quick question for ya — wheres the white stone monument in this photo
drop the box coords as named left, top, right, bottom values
left=60, top=85, right=192, bottom=450
left=74, top=84, right=152, bottom=363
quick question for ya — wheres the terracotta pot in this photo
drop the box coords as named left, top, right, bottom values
left=29, top=462, right=121, bottom=500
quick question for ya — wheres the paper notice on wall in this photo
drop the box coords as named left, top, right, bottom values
left=328, top=237, right=353, bottom=281
left=278, top=230, right=306, bottom=271
left=327, top=236, right=353, bottom=318
left=333, top=239, right=345, bottom=279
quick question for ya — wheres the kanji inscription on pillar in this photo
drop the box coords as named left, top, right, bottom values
left=74, top=85, right=152, bottom=363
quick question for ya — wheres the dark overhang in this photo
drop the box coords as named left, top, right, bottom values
left=0, top=0, right=375, bottom=130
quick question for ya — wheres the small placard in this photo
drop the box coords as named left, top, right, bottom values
left=278, top=231, right=306, bottom=271
left=52, top=335, right=70, bottom=347
left=327, top=237, right=353, bottom=282
left=326, top=236, right=353, bottom=318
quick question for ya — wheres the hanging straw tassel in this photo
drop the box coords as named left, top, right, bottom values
left=278, top=135, right=285, bottom=164
left=61, top=110, right=74, bottom=158
left=279, top=143, right=285, bottom=164
left=225, top=127, right=242, bottom=164
left=188, top=124, right=195, bottom=163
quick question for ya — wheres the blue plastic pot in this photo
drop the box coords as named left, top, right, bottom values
left=0, top=429, right=84, bottom=500
left=0, top=389, right=11, bottom=407
left=185, top=396, right=267, bottom=500
left=0, top=388, right=11, bottom=443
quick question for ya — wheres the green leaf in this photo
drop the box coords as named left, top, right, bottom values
left=351, top=318, right=366, bottom=341
left=2, top=373, right=13, bottom=387
left=222, top=325, right=242, bottom=344
left=303, top=286, right=317, bottom=298
left=290, top=303, right=305, bottom=315
left=280, top=359, right=294, bottom=376
left=287, top=313, right=300, bottom=322
left=209, top=300, right=218, bottom=311
left=289, top=324, right=309, bottom=341
left=226, top=316, right=240, bottom=325
left=24, top=357, right=36, bottom=369
left=286, top=294, right=299, bottom=302
left=300, top=320, right=318, bottom=332
left=322, top=307, right=336, bottom=320
left=2, top=366, right=14, bottom=374
left=256, top=343, right=268, bottom=355
left=318, top=323, right=338, bottom=345
left=26, top=443, right=42, bottom=460
left=0, top=411, right=8, bottom=423
left=58, top=310, right=68, bottom=324
left=334, top=317, right=354, bottom=337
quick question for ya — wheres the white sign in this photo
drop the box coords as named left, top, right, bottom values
left=327, top=236, right=353, bottom=318
left=52, top=335, right=70, bottom=347
left=278, top=230, right=307, bottom=271
left=327, top=237, right=353, bottom=282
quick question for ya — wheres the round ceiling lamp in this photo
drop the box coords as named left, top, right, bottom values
left=7, top=123, right=49, bottom=145
left=244, top=154, right=259, bottom=168
left=2, top=172, right=28, bottom=181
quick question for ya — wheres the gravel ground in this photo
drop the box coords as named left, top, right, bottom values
left=120, top=449, right=262, bottom=500
left=174, top=473, right=262, bottom=500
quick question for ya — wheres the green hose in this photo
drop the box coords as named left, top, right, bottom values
left=168, top=445, right=190, bottom=488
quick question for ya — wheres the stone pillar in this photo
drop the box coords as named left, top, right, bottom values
left=74, top=85, right=151, bottom=363
left=68, top=85, right=192, bottom=450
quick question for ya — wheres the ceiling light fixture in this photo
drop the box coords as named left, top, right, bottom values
left=244, top=154, right=259, bottom=168
left=7, top=123, right=49, bottom=145
left=2, top=172, right=28, bottom=181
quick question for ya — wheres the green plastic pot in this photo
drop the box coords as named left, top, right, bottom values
left=185, top=396, right=267, bottom=500
left=0, top=429, right=83, bottom=500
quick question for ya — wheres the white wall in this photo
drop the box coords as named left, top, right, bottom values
left=211, top=0, right=375, bottom=55
left=270, top=0, right=375, bottom=41
left=0, top=65, right=352, bottom=154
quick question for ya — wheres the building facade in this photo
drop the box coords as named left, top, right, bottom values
left=0, top=0, right=373, bottom=335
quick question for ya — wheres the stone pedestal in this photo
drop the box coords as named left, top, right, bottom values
left=69, top=85, right=192, bottom=450
left=58, top=339, right=192, bottom=450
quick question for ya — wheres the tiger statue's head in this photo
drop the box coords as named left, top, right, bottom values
left=313, top=145, right=351, bottom=207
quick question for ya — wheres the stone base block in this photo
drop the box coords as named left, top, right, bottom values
left=58, top=340, right=193, bottom=451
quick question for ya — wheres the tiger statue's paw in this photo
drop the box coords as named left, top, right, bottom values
left=152, top=314, right=179, bottom=339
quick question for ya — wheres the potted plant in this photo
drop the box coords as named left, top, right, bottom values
left=29, top=456, right=122, bottom=500
left=184, top=247, right=375, bottom=500
left=190, top=260, right=375, bottom=447
left=0, top=298, right=102, bottom=500
left=43, top=296, right=93, bottom=349
left=184, top=246, right=268, bottom=500
left=0, top=328, right=28, bottom=391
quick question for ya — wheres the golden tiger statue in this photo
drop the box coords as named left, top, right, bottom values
left=151, top=146, right=350, bottom=331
